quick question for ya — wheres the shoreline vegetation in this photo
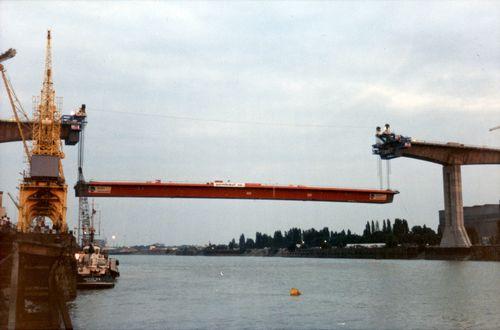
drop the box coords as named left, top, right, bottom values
left=108, top=245, right=500, bottom=261
left=107, top=218, right=500, bottom=261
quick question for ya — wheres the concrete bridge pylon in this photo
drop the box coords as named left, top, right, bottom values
left=441, top=164, right=471, bottom=247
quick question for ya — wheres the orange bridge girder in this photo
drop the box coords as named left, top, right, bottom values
left=74, top=180, right=398, bottom=204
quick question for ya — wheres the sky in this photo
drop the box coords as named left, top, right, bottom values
left=0, top=1, right=499, bottom=246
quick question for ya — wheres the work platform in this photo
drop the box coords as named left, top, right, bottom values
left=75, top=180, right=398, bottom=204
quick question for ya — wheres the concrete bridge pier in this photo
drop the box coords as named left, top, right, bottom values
left=441, top=165, right=471, bottom=247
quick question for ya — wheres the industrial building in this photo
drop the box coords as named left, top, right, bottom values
left=439, top=204, right=500, bottom=244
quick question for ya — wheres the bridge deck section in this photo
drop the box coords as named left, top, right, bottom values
left=0, top=120, right=76, bottom=144
left=75, top=181, right=398, bottom=204
left=402, top=140, right=500, bottom=165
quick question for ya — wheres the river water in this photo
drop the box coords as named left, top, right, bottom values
left=69, top=255, right=500, bottom=329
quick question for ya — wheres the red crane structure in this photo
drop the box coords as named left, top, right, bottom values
left=74, top=180, right=398, bottom=204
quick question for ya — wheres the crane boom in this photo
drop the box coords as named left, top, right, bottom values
left=75, top=180, right=398, bottom=204
left=0, top=48, right=16, bottom=63
left=0, top=48, right=31, bottom=159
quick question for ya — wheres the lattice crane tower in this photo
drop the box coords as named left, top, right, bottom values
left=17, top=30, right=68, bottom=232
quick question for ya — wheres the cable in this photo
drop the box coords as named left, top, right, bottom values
left=88, top=108, right=372, bottom=130
left=377, top=158, right=383, bottom=189
left=386, top=159, right=391, bottom=189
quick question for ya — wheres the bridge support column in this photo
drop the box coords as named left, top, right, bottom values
left=440, top=165, right=471, bottom=247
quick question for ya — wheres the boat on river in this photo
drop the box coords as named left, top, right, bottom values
left=75, top=200, right=120, bottom=289
left=76, top=244, right=120, bottom=289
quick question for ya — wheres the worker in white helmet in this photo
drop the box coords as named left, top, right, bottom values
left=383, top=123, right=396, bottom=142
left=375, top=126, right=384, bottom=144
left=383, top=123, right=391, bottom=135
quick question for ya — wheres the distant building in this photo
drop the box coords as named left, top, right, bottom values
left=346, top=243, right=386, bottom=248
left=439, top=203, right=500, bottom=244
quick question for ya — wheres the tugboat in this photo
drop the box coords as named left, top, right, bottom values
left=75, top=241, right=119, bottom=289
left=75, top=202, right=120, bottom=289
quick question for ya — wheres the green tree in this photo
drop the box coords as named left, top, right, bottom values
left=408, top=225, right=440, bottom=246
left=284, top=227, right=302, bottom=248
left=393, top=218, right=410, bottom=243
left=385, top=233, right=397, bottom=247
left=245, top=238, right=255, bottom=249
left=261, top=233, right=273, bottom=248
left=239, top=234, right=246, bottom=251
left=303, top=228, right=319, bottom=247
left=363, top=221, right=371, bottom=238
left=402, top=219, right=409, bottom=235
left=320, top=227, right=330, bottom=244
left=228, top=238, right=237, bottom=250
left=273, top=230, right=284, bottom=248
left=255, top=232, right=263, bottom=248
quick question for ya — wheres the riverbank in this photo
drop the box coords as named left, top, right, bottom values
left=109, top=245, right=500, bottom=261
left=282, top=246, right=500, bottom=261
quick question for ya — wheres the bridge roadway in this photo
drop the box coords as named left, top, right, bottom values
left=0, top=119, right=79, bottom=145
left=397, top=140, right=500, bottom=165
left=75, top=180, right=398, bottom=204
left=376, top=139, right=500, bottom=248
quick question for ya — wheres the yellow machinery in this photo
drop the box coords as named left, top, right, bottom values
left=15, top=31, right=68, bottom=232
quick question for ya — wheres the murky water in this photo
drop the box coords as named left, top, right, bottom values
left=70, top=255, right=500, bottom=329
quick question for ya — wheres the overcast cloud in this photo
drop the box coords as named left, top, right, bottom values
left=1, top=1, right=499, bottom=245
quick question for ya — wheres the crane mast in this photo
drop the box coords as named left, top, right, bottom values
left=75, top=108, right=92, bottom=245
left=32, top=30, right=64, bottom=160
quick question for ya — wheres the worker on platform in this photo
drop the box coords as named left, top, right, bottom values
left=375, top=126, right=384, bottom=144
left=383, top=123, right=391, bottom=135
left=383, top=123, right=396, bottom=141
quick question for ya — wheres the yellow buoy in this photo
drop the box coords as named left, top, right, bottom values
left=289, top=288, right=301, bottom=296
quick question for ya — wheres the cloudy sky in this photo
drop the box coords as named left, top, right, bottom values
left=1, top=1, right=499, bottom=246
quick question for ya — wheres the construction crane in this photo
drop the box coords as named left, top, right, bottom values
left=62, top=105, right=91, bottom=245
left=0, top=48, right=16, bottom=62
left=14, top=30, right=84, bottom=233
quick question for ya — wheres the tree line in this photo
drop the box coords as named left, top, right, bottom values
left=225, top=218, right=441, bottom=251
